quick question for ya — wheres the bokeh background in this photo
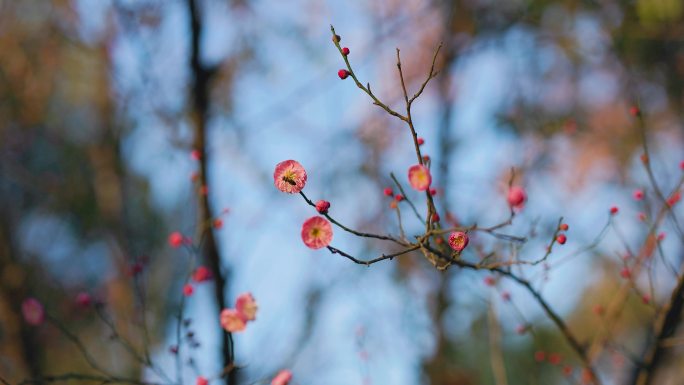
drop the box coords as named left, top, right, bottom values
left=1, top=0, right=683, bottom=384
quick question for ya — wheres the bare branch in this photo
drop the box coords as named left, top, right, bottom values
left=326, top=245, right=421, bottom=266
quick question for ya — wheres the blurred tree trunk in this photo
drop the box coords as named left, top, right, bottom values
left=186, top=0, right=236, bottom=383
left=0, top=213, right=41, bottom=383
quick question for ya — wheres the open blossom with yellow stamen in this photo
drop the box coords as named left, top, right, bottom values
left=448, top=231, right=469, bottom=252
left=408, top=164, right=432, bottom=191
left=274, top=160, right=307, bottom=193
left=301, top=216, right=333, bottom=249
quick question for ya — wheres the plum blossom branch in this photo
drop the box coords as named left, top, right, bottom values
left=330, top=25, right=407, bottom=122
left=587, top=179, right=681, bottom=376
left=633, top=105, right=684, bottom=242
left=299, top=191, right=406, bottom=245
left=326, top=28, right=601, bottom=381
left=413, top=242, right=601, bottom=384
left=633, top=271, right=684, bottom=385
left=393, top=48, right=438, bottom=230
left=430, top=225, right=526, bottom=243
left=326, top=245, right=421, bottom=266
left=390, top=172, right=424, bottom=223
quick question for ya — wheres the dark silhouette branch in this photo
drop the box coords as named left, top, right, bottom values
left=632, top=271, right=684, bottom=385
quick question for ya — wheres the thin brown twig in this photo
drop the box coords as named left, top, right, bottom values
left=428, top=221, right=526, bottom=243
left=93, top=305, right=173, bottom=383
left=588, top=185, right=677, bottom=373
left=46, top=315, right=113, bottom=378
left=633, top=99, right=684, bottom=242
left=394, top=204, right=407, bottom=242
left=330, top=25, right=408, bottom=122
left=393, top=48, right=438, bottom=232
left=299, top=191, right=406, bottom=245
left=326, top=244, right=421, bottom=266
left=408, top=43, right=442, bottom=106
left=390, top=172, right=424, bottom=223
left=543, top=218, right=612, bottom=272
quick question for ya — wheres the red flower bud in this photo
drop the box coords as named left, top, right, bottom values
left=183, top=284, right=194, bottom=297
left=507, top=186, right=527, bottom=209
left=556, top=234, right=567, bottom=245
left=315, top=200, right=331, bottom=214
left=633, top=189, right=644, bottom=200
left=76, top=292, right=92, bottom=308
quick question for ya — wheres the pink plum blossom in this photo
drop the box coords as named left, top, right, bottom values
left=408, top=164, right=432, bottom=191
left=448, top=231, right=469, bottom=252
left=301, top=216, right=333, bottom=249
left=235, top=292, right=258, bottom=321
left=274, top=160, right=307, bottom=193
left=220, top=308, right=247, bottom=332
